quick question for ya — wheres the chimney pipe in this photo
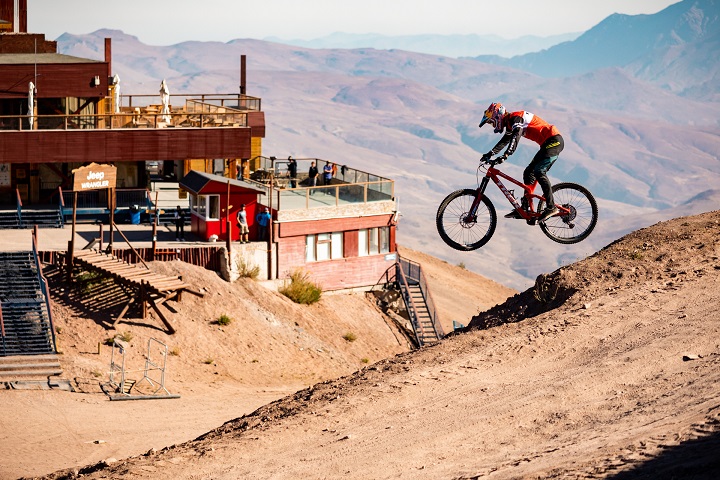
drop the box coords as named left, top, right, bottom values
left=240, top=55, right=246, bottom=95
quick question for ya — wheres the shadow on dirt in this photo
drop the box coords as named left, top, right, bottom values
left=608, top=429, right=720, bottom=479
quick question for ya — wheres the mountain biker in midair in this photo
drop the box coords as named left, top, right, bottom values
left=478, top=102, right=564, bottom=222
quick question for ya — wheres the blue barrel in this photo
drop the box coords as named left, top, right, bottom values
left=130, top=210, right=141, bottom=224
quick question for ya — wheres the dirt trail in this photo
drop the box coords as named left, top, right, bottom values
left=1, top=244, right=511, bottom=479
left=9, top=211, right=720, bottom=479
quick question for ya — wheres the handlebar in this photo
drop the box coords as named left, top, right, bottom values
left=480, top=155, right=507, bottom=166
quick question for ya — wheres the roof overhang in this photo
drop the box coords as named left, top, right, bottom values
left=180, top=170, right=266, bottom=196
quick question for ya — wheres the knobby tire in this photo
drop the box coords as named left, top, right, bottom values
left=436, top=189, right=497, bottom=251
left=538, top=182, right=598, bottom=244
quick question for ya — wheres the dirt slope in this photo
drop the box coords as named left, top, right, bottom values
left=1, top=244, right=512, bottom=479
left=25, top=210, right=720, bottom=480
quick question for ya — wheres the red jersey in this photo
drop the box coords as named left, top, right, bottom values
left=505, top=111, right=560, bottom=146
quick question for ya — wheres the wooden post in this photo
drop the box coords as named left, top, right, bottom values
left=267, top=163, right=274, bottom=280
left=151, top=221, right=157, bottom=261
left=98, top=222, right=103, bottom=252
left=108, top=187, right=115, bottom=252
left=141, top=281, right=147, bottom=319
left=226, top=179, right=232, bottom=255
left=67, top=192, right=78, bottom=282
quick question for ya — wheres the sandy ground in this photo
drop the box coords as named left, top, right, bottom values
left=5, top=211, right=720, bottom=479
left=0, top=243, right=513, bottom=479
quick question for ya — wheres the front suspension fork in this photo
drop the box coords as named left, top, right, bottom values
left=469, top=177, right=491, bottom=217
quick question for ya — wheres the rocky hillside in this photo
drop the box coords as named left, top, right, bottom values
left=30, top=211, right=720, bottom=479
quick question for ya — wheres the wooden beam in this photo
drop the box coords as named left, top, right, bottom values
left=148, top=298, right=176, bottom=334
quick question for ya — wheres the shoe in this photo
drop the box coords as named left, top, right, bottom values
left=538, top=206, right=559, bottom=222
left=504, top=209, right=523, bottom=219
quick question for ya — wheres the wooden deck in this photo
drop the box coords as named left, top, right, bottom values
left=71, top=249, right=205, bottom=333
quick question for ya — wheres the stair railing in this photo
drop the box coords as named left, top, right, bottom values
left=0, top=303, right=6, bottom=356
left=394, top=260, right=425, bottom=347
left=15, top=188, right=23, bottom=228
left=57, top=186, right=66, bottom=227
left=398, top=255, right=445, bottom=339
left=31, top=226, right=57, bottom=353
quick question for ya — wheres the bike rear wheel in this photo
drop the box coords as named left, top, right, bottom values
left=436, top=189, right=497, bottom=251
left=538, top=182, right=598, bottom=244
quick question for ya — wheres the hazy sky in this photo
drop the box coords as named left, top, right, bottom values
left=30, top=0, right=680, bottom=45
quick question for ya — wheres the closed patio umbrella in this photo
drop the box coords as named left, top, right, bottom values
left=113, top=74, right=121, bottom=113
left=160, top=79, right=171, bottom=123
left=28, top=81, right=34, bottom=129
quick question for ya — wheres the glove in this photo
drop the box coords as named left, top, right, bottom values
left=497, top=154, right=508, bottom=163
left=481, top=153, right=492, bottom=162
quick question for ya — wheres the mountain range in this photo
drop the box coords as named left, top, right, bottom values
left=55, top=0, right=720, bottom=290
left=264, top=31, right=580, bottom=58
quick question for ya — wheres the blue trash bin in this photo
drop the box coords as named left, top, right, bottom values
left=129, top=206, right=141, bottom=225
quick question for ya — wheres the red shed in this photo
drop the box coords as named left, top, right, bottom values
left=179, top=170, right=266, bottom=241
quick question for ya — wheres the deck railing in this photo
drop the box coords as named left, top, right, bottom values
left=246, top=157, right=395, bottom=211
left=60, top=188, right=150, bottom=210
left=0, top=94, right=261, bottom=131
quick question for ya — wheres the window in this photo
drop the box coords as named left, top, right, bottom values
left=359, top=227, right=390, bottom=256
left=189, top=194, right=219, bottom=220
left=306, top=232, right=343, bottom=262
left=207, top=195, right=220, bottom=220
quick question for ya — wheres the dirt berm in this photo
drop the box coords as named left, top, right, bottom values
left=27, top=211, right=720, bottom=479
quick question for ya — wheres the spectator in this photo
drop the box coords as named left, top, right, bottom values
left=236, top=204, right=249, bottom=243
left=308, top=161, right=318, bottom=194
left=323, top=162, right=333, bottom=185
left=287, top=156, right=297, bottom=188
left=174, top=205, right=186, bottom=241
left=331, top=162, right=337, bottom=178
left=256, top=207, right=272, bottom=241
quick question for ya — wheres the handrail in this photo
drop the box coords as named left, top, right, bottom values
left=15, top=188, right=22, bottom=227
left=394, top=260, right=425, bottom=347
left=417, top=263, right=444, bottom=338
left=32, top=226, right=57, bottom=353
left=57, top=186, right=65, bottom=227
left=0, top=106, right=253, bottom=131
left=398, top=255, right=444, bottom=339
left=0, top=303, right=5, bottom=356
left=124, top=93, right=261, bottom=110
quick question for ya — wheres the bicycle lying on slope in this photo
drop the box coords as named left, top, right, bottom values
left=436, top=156, right=598, bottom=251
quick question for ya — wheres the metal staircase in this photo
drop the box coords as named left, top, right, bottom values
left=0, top=210, right=20, bottom=229
left=0, top=209, right=63, bottom=229
left=0, top=251, right=57, bottom=356
left=20, top=208, right=64, bottom=228
left=395, top=256, right=444, bottom=346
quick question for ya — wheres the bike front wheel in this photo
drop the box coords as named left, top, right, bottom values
left=538, top=182, right=598, bottom=244
left=436, top=189, right=497, bottom=251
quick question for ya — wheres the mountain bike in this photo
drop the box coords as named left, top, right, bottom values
left=436, top=156, right=598, bottom=251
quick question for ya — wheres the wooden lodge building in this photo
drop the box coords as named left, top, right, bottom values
left=0, top=0, right=399, bottom=291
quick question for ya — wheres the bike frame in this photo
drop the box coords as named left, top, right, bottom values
left=471, top=163, right=569, bottom=221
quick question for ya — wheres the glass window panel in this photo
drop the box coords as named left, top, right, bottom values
left=197, top=195, right=207, bottom=217
left=208, top=195, right=220, bottom=220
left=306, top=235, right=316, bottom=262
left=369, top=227, right=378, bottom=255
left=379, top=227, right=390, bottom=253
left=331, top=232, right=343, bottom=259
left=358, top=229, right=368, bottom=257
left=317, top=233, right=330, bottom=261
